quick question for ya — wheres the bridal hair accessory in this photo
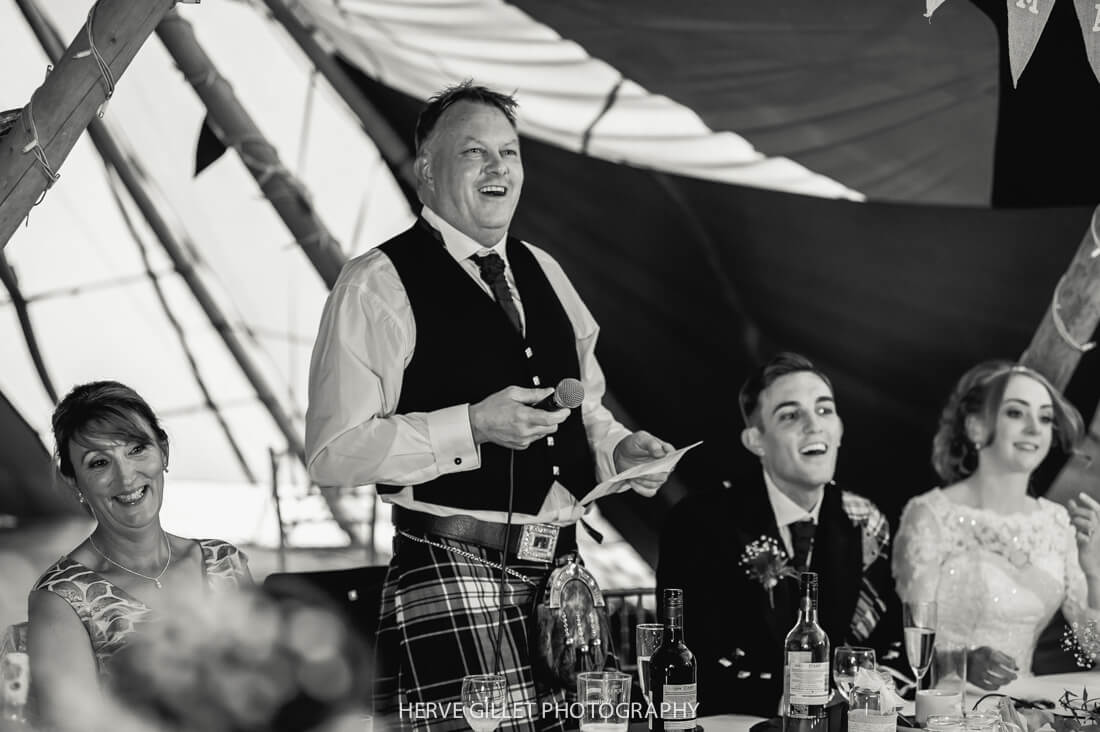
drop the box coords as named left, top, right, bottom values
left=739, top=536, right=799, bottom=608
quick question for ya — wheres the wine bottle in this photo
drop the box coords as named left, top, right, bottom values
left=649, top=588, right=698, bottom=732
left=782, top=572, right=830, bottom=732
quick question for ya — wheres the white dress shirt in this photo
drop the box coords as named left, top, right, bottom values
left=305, top=206, right=632, bottom=524
left=763, top=471, right=823, bottom=559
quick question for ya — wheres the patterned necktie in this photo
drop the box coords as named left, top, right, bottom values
left=789, top=519, right=816, bottom=570
left=473, top=252, right=523, bottom=334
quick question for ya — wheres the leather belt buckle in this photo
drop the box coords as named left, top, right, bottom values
left=517, top=523, right=559, bottom=562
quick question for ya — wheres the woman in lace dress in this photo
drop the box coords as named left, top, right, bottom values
left=27, top=381, right=252, bottom=729
left=893, top=361, right=1100, bottom=690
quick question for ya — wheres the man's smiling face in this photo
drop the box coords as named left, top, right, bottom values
left=417, top=100, right=523, bottom=248
left=743, top=370, right=843, bottom=496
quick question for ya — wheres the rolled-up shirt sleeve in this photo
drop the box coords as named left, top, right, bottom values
left=304, top=250, right=479, bottom=487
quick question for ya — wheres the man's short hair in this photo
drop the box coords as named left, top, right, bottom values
left=414, top=80, right=519, bottom=154
left=738, top=352, right=834, bottom=428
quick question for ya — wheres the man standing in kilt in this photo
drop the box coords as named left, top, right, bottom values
left=305, top=81, right=675, bottom=731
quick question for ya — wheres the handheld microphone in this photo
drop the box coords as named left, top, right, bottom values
left=534, top=378, right=584, bottom=411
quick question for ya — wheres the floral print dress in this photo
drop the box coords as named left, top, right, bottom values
left=31, top=538, right=251, bottom=679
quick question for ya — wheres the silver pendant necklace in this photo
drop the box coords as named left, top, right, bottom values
left=88, top=531, right=172, bottom=589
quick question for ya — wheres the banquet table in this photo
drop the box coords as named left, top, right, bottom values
left=996, top=671, right=1100, bottom=704
left=688, top=671, right=1100, bottom=732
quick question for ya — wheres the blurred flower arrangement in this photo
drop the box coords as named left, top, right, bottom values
left=1057, top=688, right=1100, bottom=729
left=739, top=536, right=799, bottom=608
left=101, top=584, right=374, bottom=732
left=986, top=689, right=1100, bottom=732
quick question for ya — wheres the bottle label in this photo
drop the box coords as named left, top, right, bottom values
left=658, top=682, right=697, bottom=726
left=787, top=656, right=829, bottom=706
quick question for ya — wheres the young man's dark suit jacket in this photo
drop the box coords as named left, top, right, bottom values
left=655, top=477, right=898, bottom=718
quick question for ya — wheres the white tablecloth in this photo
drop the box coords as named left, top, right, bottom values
left=695, top=713, right=767, bottom=732
left=997, top=671, right=1100, bottom=703
left=695, top=672, right=1100, bottom=732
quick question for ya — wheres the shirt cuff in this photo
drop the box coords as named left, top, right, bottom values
left=429, top=404, right=480, bottom=474
left=594, top=427, right=633, bottom=483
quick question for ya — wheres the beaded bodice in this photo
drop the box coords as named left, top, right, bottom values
left=893, top=489, right=1096, bottom=673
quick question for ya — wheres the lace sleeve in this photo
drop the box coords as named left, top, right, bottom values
left=892, top=497, right=944, bottom=603
left=1059, top=510, right=1100, bottom=666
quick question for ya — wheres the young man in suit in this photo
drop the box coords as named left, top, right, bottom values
left=656, top=352, right=897, bottom=717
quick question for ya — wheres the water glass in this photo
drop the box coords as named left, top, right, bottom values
left=635, top=623, right=664, bottom=698
left=462, top=673, right=508, bottom=732
left=834, top=646, right=876, bottom=700
left=848, top=687, right=897, bottom=732
left=0, top=651, right=28, bottom=724
left=933, top=642, right=969, bottom=710
left=578, top=671, right=632, bottom=732
left=917, top=689, right=963, bottom=725
left=926, top=714, right=966, bottom=732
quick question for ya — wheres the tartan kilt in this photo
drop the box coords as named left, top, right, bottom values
left=373, top=532, right=573, bottom=732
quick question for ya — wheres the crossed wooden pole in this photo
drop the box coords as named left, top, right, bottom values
left=0, top=0, right=178, bottom=250
left=1021, top=206, right=1100, bottom=502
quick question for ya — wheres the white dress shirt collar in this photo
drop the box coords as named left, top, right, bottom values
left=764, top=470, right=823, bottom=528
left=422, top=205, right=510, bottom=263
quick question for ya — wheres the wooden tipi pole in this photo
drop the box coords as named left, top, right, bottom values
left=0, top=0, right=178, bottom=250
left=155, top=9, right=347, bottom=288
left=1019, top=205, right=1100, bottom=503
left=1020, top=205, right=1100, bottom=388
left=153, top=9, right=376, bottom=541
left=15, top=0, right=360, bottom=543
left=260, top=0, right=418, bottom=204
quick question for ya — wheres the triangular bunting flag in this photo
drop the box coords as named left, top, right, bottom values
left=925, top=0, right=951, bottom=18
left=194, top=115, right=228, bottom=177
left=1007, top=0, right=1056, bottom=86
left=1073, top=0, right=1100, bottom=85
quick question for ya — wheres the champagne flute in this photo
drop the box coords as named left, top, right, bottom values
left=903, top=601, right=938, bottom=691
left=462, top=673, right=507, bottom=732
left=833, top=645, right=876, bottom=701
left=635, top=623, right=664, bottom=699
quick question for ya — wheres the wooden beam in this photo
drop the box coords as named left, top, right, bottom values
left=0, top=252, right=57, bottom=404
left=1020, top=205, right=1100, bottom=504
left=14, top=0, right=360, bottom=544
left=155, top=9, right=347, bottom=288
left=260, top=0, right=418, bottom=206
left=1020, top=205, right=1100, bottom=388
left=0, top=0, right=177, bottom=250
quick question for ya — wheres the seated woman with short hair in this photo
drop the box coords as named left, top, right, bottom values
left=27, top=381, right=252, bottom=730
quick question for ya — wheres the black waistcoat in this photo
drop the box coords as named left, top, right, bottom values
left=377, top=222, right=597, bottom=514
